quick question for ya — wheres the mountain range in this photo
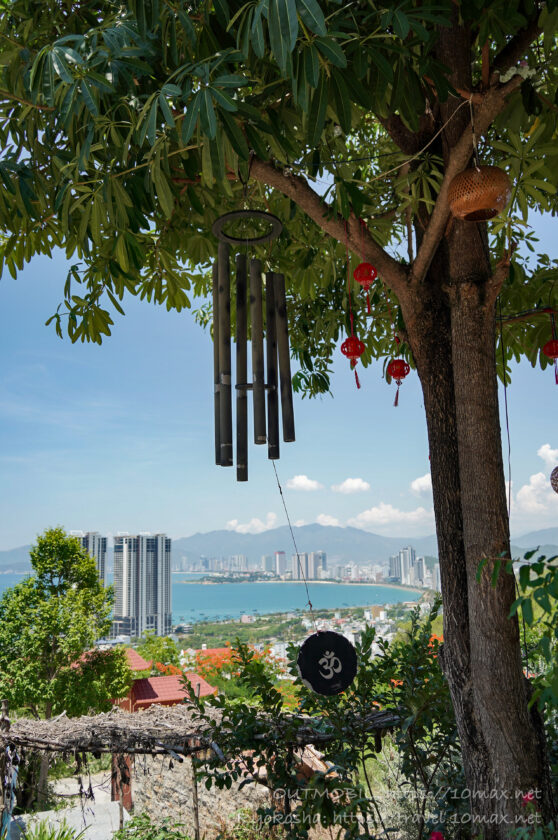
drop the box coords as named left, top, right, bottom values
left=1, top=525, right=557, bottom=572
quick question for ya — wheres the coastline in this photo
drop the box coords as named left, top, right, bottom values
left=175, top=578, right=424, bottom=595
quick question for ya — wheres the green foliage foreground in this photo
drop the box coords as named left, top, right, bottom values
left=0, top=527, right=132, bottom=719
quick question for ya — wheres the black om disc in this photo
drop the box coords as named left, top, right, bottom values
left=211, top=210, right=283, bottom=245
left=297, top=631, right=358, bottom=696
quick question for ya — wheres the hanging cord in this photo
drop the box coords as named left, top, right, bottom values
left=344, top=220, right=361, bottom=388
left=499, top=296, right=529, bottom=676
left=272, top=461, right=319, bottom=634
left=469, top=95, right=481, bottom=171
left=550, top=312, right=558, bottom=384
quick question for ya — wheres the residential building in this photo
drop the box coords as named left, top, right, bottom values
left=275, top=551, right=287, bottom=575
left=111, top=533, right=172, bottom=638
left=292, top=552, right=309, bottom=580
left=72, top=531, right=107, bottom=584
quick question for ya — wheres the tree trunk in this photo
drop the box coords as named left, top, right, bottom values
left=401, top=220, right=555, bottom=835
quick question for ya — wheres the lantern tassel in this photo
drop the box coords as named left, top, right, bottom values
left=394, top=382, right=400, bottom=407
left=366, top=292, right=371, bottom=315
left=354, top=367, right=361, bottom=389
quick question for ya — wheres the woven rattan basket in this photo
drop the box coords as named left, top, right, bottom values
left=448, top=165, right=511, bottom=221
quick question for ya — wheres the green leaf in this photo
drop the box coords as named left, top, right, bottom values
left=181, top=94, right=201, bottom=144
left=220, top=111, right=249, bottom=160
left=200, top=88, right=217, bottom=139
left=51, top=48, right=73, bottom=83
left=209, top=86, right=237, bottom=112
left=331, top=70, right=351, bottom=134
left=153, top=168, right=175, bottom=218
left=268, top=0, right=298, bottom=72
left=177, top=10, right=196, bottom=46
left=315, top=36, right=347, bottom=69
left=213, top=74, right=249, bottom=88
left=307, top=73, right=327, bottom=147
left=521, top=599, right=533, bottom=625
left=146, top=97, right=158, bottom=145
left=392, top=8, right=410, bottom=39
left=80, top=80, right=98, bottom=116
left=303, top=45, right=319, bottom=88
left=296, top=0, right=326, bottom=35
left=158, top=93, right=175, bottom=128
left=250, top=7, right=265, bottom=58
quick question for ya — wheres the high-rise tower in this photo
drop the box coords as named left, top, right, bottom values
left=112, top=533, right=172, bottom=637
left=72, top=531, right=107, bottom=585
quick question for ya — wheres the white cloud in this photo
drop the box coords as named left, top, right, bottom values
left=316, top=513, right=340, bottom=527
left=537, top=443, right=558, bottom=468
left=294, top=519, right=305, bottom=527
left=410, top=473, right=432, bottom=495
left=331, top=477, right=371, bottom=494
left=347, top=502, right=434, bottom=532
left=226, top=512, right=278, bottom=534
left=286, top=474, right=323, bottom=491
left=515, top=473, right=558, bottom=516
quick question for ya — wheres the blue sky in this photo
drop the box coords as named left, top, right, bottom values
left=1, top=220, right=557, bottom=551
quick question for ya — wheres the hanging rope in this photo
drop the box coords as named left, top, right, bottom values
left=469, top=95, right=481, bottom=171
left=272, top=461, right=319, bottom=634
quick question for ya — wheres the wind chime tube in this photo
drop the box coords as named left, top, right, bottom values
left=236, top=254, right=248, bottom=482
left=218, top=242, right=233, bottom=467
left=212, top=262, right=221, bottom=466
left=265, top=271, right=280, bottom=460
left=250, top=259, right=266, bottom=445
left=273, top=272, right=295, bottom=443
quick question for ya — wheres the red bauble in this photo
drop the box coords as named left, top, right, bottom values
left=387, top=358, right=410, bottom=382
left=341, top=335, right=365, bottom=366
left=387, top=358, right=410, bottom=407
left=353, top=262, right=377, bottom=291
left=341, top=335, right=365, bottom=389
left=543, top=339, right=558, bottom=360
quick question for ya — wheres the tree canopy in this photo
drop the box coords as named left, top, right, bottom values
left=0, top=527, right=132, bottom=718
left=0, top=0, right=556, bottom=388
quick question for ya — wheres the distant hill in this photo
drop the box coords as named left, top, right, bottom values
left=0, top=544, right=32, bottom=572
left=1, top=525, right=557, bottom=570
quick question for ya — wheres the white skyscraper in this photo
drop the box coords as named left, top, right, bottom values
left=72, top=531, right=107, bottom=585
left=112, top=533, right=172, bottom=637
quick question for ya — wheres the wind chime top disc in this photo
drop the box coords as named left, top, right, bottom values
left=297, top=630, right=358, bottom=696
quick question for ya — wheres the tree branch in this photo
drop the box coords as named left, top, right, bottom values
left=411, top=77, right=523, bottom=285
left=250, top=158, right=408, bottom=292
left=491, top=15, right=543, bottom=81
left=378, top=113, right=436, bottom=156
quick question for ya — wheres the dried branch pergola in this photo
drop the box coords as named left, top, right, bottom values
left=0, top=704, right=400, bottom=760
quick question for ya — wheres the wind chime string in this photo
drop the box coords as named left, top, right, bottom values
left=272, top=461, right=319, bottom=634
left=469, top=95, right=481, bottom=171
left=550, top=313, right=558, bottom=384
left=344, top=221, right=361, bottom=389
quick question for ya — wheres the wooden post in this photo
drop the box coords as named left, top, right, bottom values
left=273, top=272, right=295, bottom=443
left=236, top=253, right=248, bottom=482
left=265, top=272, right=279, bottom=460
left=217, top=242, right=233, bottom=466
left=250, top=259, right=266, bottom=445
left=212, top=261, right=221, bottom=466
left=191, top=683, right=201, bottom=840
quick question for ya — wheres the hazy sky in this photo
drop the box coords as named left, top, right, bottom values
left=1, top=218, right=557, bottom=550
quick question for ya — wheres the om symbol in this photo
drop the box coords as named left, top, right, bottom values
left=318, top=650, right=342, bottom=680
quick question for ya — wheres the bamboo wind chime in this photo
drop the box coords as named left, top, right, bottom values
left=211, top=210, right=295, bottom=482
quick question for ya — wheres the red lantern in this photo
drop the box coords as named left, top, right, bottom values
left=543, top=339, right=558, bottom=359
left=387, top=358, right=410, bottom=406
left=353, top=262, right=377, bottom=314
left=543, top=338, right=558, bottom=384
left=341, top=335, right=365, bottom=389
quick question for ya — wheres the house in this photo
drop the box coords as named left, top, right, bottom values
left=124, top=673, right=217, bottom=712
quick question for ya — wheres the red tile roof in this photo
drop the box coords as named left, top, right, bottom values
left=125, top=648, right=151, bottom=672
left=131, top=674, right=216, bottom=709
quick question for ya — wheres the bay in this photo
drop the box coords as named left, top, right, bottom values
left=0, top=572, right=421, bottom=626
